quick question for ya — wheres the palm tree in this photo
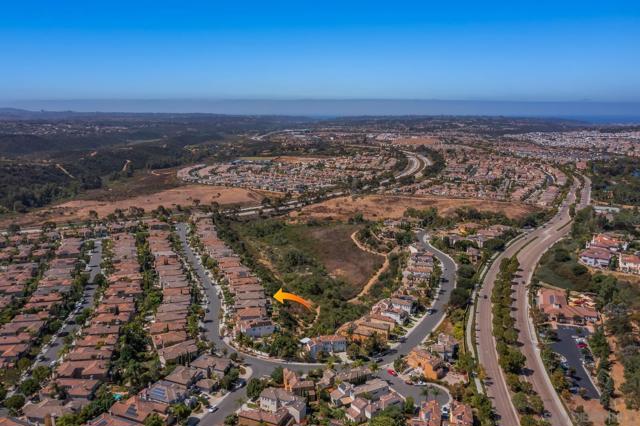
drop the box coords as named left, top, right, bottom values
left=421, top=386, right=431, bottom=401
left=432, top=387, right=441, bottom=401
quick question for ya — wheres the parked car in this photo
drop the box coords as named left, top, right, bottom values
left=441, top=405, right=450, bottom=418
left=387, top=369, right=397, bottom=376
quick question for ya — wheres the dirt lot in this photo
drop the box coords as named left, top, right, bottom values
left=567, top=396, right=612, bottom=425
left=0, top=184, right=264, bottom=228
left=291, top=194, right=535, bottom=221
left=392, top=136, right=441, bottom=146
left=305, top=224, right=384, bottom=293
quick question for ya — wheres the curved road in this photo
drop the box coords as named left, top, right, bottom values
left=176, top=224, right=456, bottom=423
left=475, top=176, right=591, bottom=426
left=188, top=149, right=429, bottom=219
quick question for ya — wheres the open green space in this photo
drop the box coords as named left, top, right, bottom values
left=215, top=216, right=380, bottom=335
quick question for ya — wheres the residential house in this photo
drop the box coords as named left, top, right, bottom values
left=587, top=234, right=627, bottom=252
left=109, top=395, right=169, bottom=424
left=164, top=366, right=204, bottom=388
left=579, top=247, right=613, bottom=268
left=430, top=333, right=459, bottom=362
left=143, top=380, right=187, bottom=405
left=304, top=335, right=347, bottom=360
left=449, top=401, right=473, bottom=426
left=390, top=296, right=417, bottom=314
left=537, top=288, right=599, bottom=324
left=237, top=318, right=275, bottom=338
left=619, top=253, right=640, bottom=275
left=409, top=399, right=441, bottom=426
left=237, top=408, right=292, bottom=426
left=259, top=387, right=307, bottom=423
left=282, top=369, right=315, bottom=398
left=407, top=348, right=446, bottom=380
left=190, top=354, right=232, bottom=378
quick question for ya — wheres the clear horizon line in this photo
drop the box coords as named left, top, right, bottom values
left=4, top=97, right=640, bottom=104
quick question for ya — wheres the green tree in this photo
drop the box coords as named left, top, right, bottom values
left=32, top=365, right=51, bottom=383
left=144, top=413, right=164, bottom=426
left=246, top=378, right=267, bottom=400
left=170, top=403, right=192, bottom=423
left=271, top=366, right=284, bottom=384
left=19, top=378, right=40, bottom=396
left=4, top=394, right=26, bottom=414
left=512, top=392, right=530, bottom=414
left=403, top=396, right=415, bottom=414
left=224, top=414, right=238, bottom=426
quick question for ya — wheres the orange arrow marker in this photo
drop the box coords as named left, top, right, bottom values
left=273, top=288, right=313, bottom=310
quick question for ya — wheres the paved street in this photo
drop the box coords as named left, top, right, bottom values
left=176, top=222, right=457, bottom=424
left=34, top=240, right=103, bottom=368
left=475, top=176, right=591, bottom=426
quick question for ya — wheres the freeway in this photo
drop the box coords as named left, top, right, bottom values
left=475, top=176, right=591, bottom=426
left=176, top=223, right=457, bottom=423
left=395, top=151, right=431, bottom=180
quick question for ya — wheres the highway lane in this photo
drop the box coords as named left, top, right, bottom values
left=176, top=223, right=457, bottom=424
left=515, top=176, right=591, bottom=426
left=475, top=176, right=590, bottom=426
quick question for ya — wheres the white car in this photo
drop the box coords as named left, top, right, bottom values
left=207, top=406, right=218, bottom=413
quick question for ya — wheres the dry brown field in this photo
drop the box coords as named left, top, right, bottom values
left=0, top=184, right=265, bottom=228
left=305, top=224, right=384, bottom=294
left=392, top=136, right=441, bottom=146
left=290, top=194, right=535, bottom=221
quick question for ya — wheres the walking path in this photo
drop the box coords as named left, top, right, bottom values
left=348, top=231, right=390, bottom=303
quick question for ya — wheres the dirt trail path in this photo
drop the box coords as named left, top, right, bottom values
left=55, top=164, right=75, bottom=179
left=350, top=230, right=385, bottom=256
left=348, top=231, right=390, bottom=303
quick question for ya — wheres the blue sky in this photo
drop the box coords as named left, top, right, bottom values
left=1, top=1, right=639, bottom=102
